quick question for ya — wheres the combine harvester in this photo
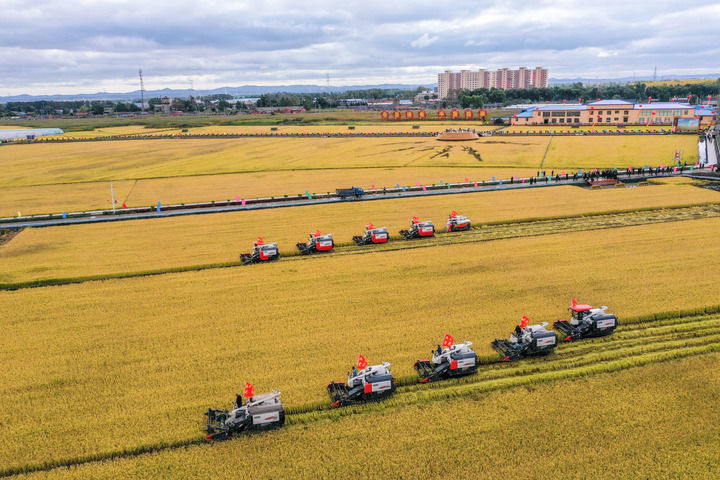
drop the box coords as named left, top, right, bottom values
left=353, top=222, right=389, bottom=245
left=328, top=355, right=396, bottom=407
left=204, top=383, right=284, bottom=440
left=240, top=237, right=279, bottom=264
left=414, top=334, right=478, bottom=383
left=297, top=230, right=334, bottom=255
left=445, top=211, right=471, bottom=232
left=400, top=216, right=435, bottom=239
left=554, top=298, right=618, bottom=342
left=492, top=316, right=558, bottom=362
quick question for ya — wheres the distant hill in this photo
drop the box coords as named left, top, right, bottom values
left=0, top=84, right=437, bottom=102
left=2, top=74, right=718, bottom=102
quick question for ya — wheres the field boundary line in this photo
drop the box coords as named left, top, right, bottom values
left=539, top=134, right=553, bottom=168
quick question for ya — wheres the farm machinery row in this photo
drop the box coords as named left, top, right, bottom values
left=204, top=299, right=617, bottom=440
left=240, top=211, right=471, bottom=264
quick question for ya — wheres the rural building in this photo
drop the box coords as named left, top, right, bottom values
left=511, top=99, right=715, bottom=127
left=438, top=67, right=548, bottom=98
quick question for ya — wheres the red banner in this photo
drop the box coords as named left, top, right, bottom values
left=357, top=355, right=368, bottom=370
left=405, top=110, right=414, bottom=120
left=464, top=109, right=473, bottom=120
left=451, top=109, right=460, bottom=120
left=442, top=334, right=454, bottom=348
left=418, top=110, right=427, bottom=120
left=478, top=109, right=487, bottom=118
left=380, top=110, right=390, bottom=121
left=393, top=110, right=402, bottom=120
left=437, top=110, right=447, bottom=120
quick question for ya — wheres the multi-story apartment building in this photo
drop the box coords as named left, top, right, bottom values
left=437, top=67, right=549, bottom=99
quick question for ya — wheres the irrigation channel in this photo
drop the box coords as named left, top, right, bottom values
left=2, top=169, right=716, bottom=229
left=2, top=202, right=719, bottom=291
left=2, top=307, right=719, bottom=477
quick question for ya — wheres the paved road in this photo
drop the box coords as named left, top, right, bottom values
left=0, top=174, right=680, bottom=229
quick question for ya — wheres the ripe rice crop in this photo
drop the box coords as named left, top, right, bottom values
left=0, top=135, right=693, bottom=189
left=1, top=218, right=719, bottom=473
left=1, top=184, right=718, bottom=284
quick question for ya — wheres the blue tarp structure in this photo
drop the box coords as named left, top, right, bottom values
left=0, top=128, right=64, bottom=141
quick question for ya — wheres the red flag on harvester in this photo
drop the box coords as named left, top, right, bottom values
left=357, top=354, right=368, bottom=370
left=451, top=210, right=457, bottom=218
left=442, top=334, right=454, bottom=348
left=255, top=237, right=264, bottom=246
left=243, top=382, right=255, bottom=398
left=520, top=316, right=530, bottom=328
left=367, top=222, right=374, bottom=230
left=412, top=216, right=419, bottom=224
left=571, top=298, right=577, bottom=307
left=313, top=229, right=321, bottom=237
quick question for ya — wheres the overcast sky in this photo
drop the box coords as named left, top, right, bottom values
left=1, top=0, right=719, bottom=95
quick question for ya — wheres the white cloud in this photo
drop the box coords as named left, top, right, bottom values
left=0, top=0, right=719, bottom=95
left=410, top=33, right=439, bottom=48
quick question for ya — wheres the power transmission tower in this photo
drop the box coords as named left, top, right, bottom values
left=139, top=69, right=146, bottom=112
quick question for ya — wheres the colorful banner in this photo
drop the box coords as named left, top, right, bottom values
left=405, top=110, right=414, bottom=120
left=380, top=110, right=390, bottom=121
left=418, top=110, right=427, bottom=120
left=450, top=109, right=460, bottom=120
left=393, top=110, right=402, bottom=120
left=478, top=109, right=487, bottom=119
left=437, top=110, right=447, bottom=120
left=464, top=109, right=473, bottom=120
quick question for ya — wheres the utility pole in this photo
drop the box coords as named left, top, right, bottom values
left=110, top=183, right=116, bottom=213
left=139, top=69, right=145, bottom=113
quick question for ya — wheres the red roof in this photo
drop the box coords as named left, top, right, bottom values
left=570, top=304, right=592, bottom=311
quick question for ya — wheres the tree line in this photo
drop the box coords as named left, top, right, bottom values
left=454, top=80, right=720, bottom=108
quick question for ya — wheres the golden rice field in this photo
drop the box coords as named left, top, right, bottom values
left=20, top=353, right=719, bottom=479
left=2, top=182, right=718, bottom=283
left=1, top=135, right=697, bottom=188
left=0, top=167, right=541, bottom=218
left=1, top=218, right=720, bottom=474
left=0, top=133, right=699, bottom=216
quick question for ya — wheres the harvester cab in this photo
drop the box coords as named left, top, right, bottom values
left=554, top=300, right=618, bottom=341
left=240, top=237, right=279, bottom=264
left=353, top=222, right=389, bottom=245
left=328, top=360, right=396, bottom=407
left=492, top=317, right=558, bottom=361
left=204, top=390, right=285, bottom=441
left=400, top=216, right=435, bottom=239
left=297, top=230, right=334, bottom=255
left=446, top=211, right=471, bottom=232
left=414, top=336, right=478, bottom=383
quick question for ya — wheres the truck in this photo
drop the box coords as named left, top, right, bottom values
left=335, top=186, right=365, bottom=199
